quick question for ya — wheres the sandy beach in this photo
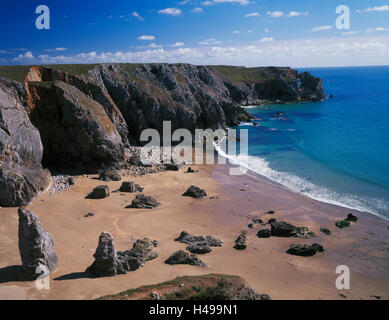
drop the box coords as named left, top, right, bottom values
left=0, top=163, right=388, bottom=300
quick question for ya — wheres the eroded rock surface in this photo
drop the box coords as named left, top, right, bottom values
left=165, top=250, right=206, bottom=267
left=18, top=207, right=57, bottom=279
left=127, top=194, right=161, bottom=209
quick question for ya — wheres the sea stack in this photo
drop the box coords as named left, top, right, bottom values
left=18, top=207, right=58, bottom=279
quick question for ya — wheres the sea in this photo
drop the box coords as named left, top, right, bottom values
left=217, top=66, right=389, bottom=220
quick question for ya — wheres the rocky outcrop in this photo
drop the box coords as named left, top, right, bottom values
left=86, top=232, right=158, bottom=277
left=98, top=169, right=121, bottom=182
left=87, top=185, right=110, bottom=199
left=165, top=250, right=206, bottom=267
left=270, top=221, right=315, bottom=238
left=28, top=81, right=126, bottom=172
left=127, top=194, right=161, bottom=209
left=234, top=232, right=247, bottom=250
left=183, top=186, right=207, bottom=199
left=0, top=79, right=51, bottom=207
left=18, top=207, right=57, bottom=279
left=286, top=243, right=324, bottom=257
left=99, top=274, right=271, bottom=300
left=119, top=181, right=144, bottom=193
left=175, top=231, right=223, bottom=247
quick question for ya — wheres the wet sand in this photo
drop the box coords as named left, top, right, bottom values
left=0, top=163, right=388, bottom=300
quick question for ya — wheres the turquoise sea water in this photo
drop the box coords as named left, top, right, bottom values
left=226, top=66, right=389, bottom=219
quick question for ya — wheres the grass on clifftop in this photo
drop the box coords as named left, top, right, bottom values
left=0, top=63, right=291, bottom=83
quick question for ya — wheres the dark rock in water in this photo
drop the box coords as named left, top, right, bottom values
left=266, top=210, right=275, bottom=215
left=87, top=232, right=158, bottom=277
left=234, top=233, right=247, bottom=250
left=99, top=169, right=121, bottom=182
left=335, top=220, right=350, bottom=229
left=270, top=221, right=314, bottom=238
left=329, top=94, right=334, bottom=98
left=286, top=243, right=324, bottom=257
left=87, top=185, right=110, bottom=199
left=268, top=218, right=277, bottom=224
left=183, top=186, right=207, bottom=199
left=248, top=223, right=254, bottom=228
left=186, top=167, right=195, bottom=173
left=165, top=250, right=206, bottom=267
left=186, top=242, right=212, bottom=254
left=175, top=231, right=223, bottom=247
left=320, top=227, right=331, bottom=236
left=85, top=212, right=94, bottom=218
left=18, top=207, right=57, bottom=279
left=119, top=181, right=144, bottom=193
left=257, top=229, right=271, bottom=238
left=346, top=214, right=358, bottom=222
left=127, top=194, right=161, bottom=209
left=68, top=176, right=76, bottom=185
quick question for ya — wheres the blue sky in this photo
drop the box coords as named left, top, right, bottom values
left=1, top=0, right=389, bottom=67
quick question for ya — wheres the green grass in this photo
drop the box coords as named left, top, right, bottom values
left=209, top=65, right=291, bottom=83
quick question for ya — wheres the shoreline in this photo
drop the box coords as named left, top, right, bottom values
left=0, top=162, right=388, bottom=300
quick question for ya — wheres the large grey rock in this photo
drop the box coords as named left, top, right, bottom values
left=119, top=181, right=144, bottom=193
left=87, top=185, right=110, bottom=199
left=18, top=207, right=57, bottom=279
left=175, top=231, right=223, bottom=247
left=28, top=80, right=126, bottom=172
left=164, top=250, right=206, bottom=267
left=182, top=186, right=207, bottom=199
left=86, top=232, right=120, bottom=277
left=0, top=79, right=52, bottom=207
left=86, top=232, right=158, bottom=277
left=127, top=194, right=161, bottom=209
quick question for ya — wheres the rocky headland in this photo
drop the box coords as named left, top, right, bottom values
left=0, top=63, right=325, bottom=207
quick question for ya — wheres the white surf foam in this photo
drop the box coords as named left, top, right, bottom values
left=214, top=143, right=389, bottom=220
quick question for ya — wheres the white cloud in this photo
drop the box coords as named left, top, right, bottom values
left=287, top=11, right=309, bottom=17
left=357, top=5, right=389, bottom=13
left=192, top=8, right=203, bottom=13
left=13, top=51, right=34, bottom=61
left=199, top=38, right=223, bottom=45
left=44, top=47, right=68, bottom=52
left=259, top=37, right=274, bottom=42
left=366, top=27, right=389, bottom=33
left=158, top=8, right=182, bottom=16
left=245, top=12, right=260, bottom=17
left=264, top=28, right=270, bottom=33
left=312, top=25, right=333, bottom=32
left=341, top=31, right=361, bottom=35
left=171, top=42, right=185, bottom=47
left=202, top=0, right=252, bottom=6
left=267, top=11, right=284, bottom=18
left=138, top=35, right=156, bottom=41
left=8, top=36, right=389, bottom=68
left=132, top=12, right=144, bottom=21
left=232, top=30, right=241, bottom=34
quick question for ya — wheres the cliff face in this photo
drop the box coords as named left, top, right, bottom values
left=0, top=63, right=325, bottom=206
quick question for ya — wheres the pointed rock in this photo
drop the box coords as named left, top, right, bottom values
left=18, top=207, right=57, bottom=279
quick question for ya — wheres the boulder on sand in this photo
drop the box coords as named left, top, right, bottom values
left=99, top=169, right=121, bottom=182
left=126, top=194, right=161, bottom=209
left=119, top=181, right=144, bottom=193
left=346, top=213, right=358, bottom=222
left=86, top=232, right=158, bottom=277
left=175, top=231, right=223, bottom=247
left=87, top=185, right=110, bottom=199
left=182, top=186, right=207, bottom=199
left=234, top=232, right=247, bottom=250
left=165, top=250, right=206, bottom=267
left=257, top=229, right=271, bottom=238
left=270, top=221, right=314, bottom=238
left=286, top=243, right=324, bottom=257
left=18, top=207, right=57, bottom=279
left=186, top=242, right=212, bottom=254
